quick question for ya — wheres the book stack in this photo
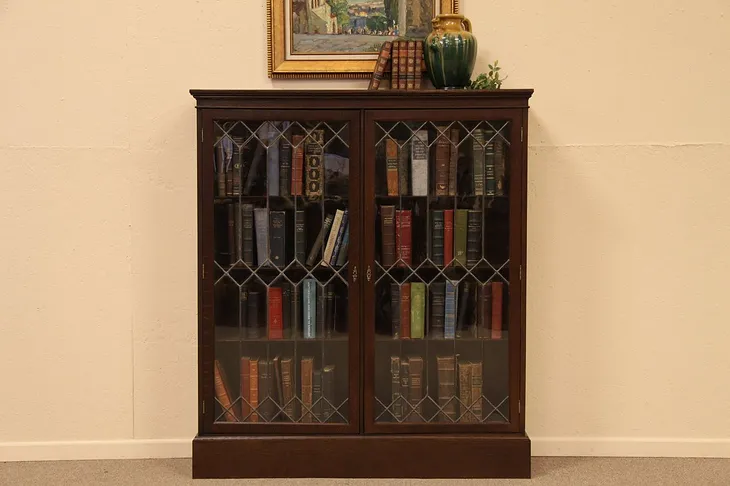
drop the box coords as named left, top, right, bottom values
left=369, top=40, right=424, bottom=91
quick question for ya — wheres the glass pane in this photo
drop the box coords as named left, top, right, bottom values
left=212, top=120, right=351, bottom=425
left=372, top=120, right=510, bottom=425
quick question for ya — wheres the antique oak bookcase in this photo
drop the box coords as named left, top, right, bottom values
left=190, top=89, right=533, bottom=479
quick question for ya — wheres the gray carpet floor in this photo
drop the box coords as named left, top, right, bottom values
left=1, top=457, right=729, bottom=485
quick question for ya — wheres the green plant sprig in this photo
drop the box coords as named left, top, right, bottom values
left=470, top=60, right=507, bottom=90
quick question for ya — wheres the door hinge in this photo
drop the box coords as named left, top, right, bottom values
left=200, top=128, right=204, bottom=143
left=518, top=400, right=521, bottom=414
left=519, top=265, right=523, bottom=281
left=520, top=126, right=524, bottom=142
left=202, top=400, right=206, bottom=414
left=202, top=263, right=206, bottom=279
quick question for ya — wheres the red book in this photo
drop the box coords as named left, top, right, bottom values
left=491, top=282, right=503, bottom=340
left=268, top=287, right=284, bottom=339
left=395, top=209, right=412, bottom=267
left=291, top=135, right=304, bottom=195
left=400, top=282, right=411, bottom=338
left=444, top=210, right=454, bottom=266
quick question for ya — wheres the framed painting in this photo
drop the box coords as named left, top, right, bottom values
left=268, top=0, right=460, bottom=79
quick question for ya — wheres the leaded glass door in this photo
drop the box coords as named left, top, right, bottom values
left=363, top=109, right=523, bottom=433
left=202, top=110, right=361, bottom=434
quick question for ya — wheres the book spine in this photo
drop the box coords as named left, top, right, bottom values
left=292, top=284, right=301, bottom=338
left=254, top=208, right=269, bottom=266
left=410, top=283, right=426, bottom=339
left=267, top=287, right=283, bottom=340
left=406, top=40, right=415, bottom=90
left=281, top=358, right=295, bottom=421
left=398, top=142, right=409, bottom=195
left=282, top=283, right=292, bottom=339
left=456, top=282, right=472, bottom=339
left=316, top=285, right=325, bottom=337
left=279, top=136, right=292, bottom=197
left=458, top=361, right=473, bottom=423
left=430, top=282, right=446, bottom=339
left=272, top=356, right=283, bottom=421
left=398, top=39, right=408, bottom=89
left=322, top=209, right=345, bottom=266
left=454, top=209, right=468, bottom=266
left=390, top=356, right=401, bottom=421
left=249, top=358, right=259, bottom=422
left=380, top=205, right=396, bottom=267
left=485, top=129, right=496, bottom=196
left=369, top=41, right=393, bottom=90
left=227, top=203, right=236, bottom=265
left=305, top=130, right=324, bottom=198
left=232, top=145, right=243, bottom=196
left=270, top=210, right=287, bottom=268
left=449, top=128, right=459, bottom=196
left=259, top=360, right=273, bottom=421
left=244, top=141, right=265, bottom=196
left=240, top=357, right=251, bottom=421
left=431, top=210, right=444, bottom=266
left=240, top=286, right=249, bottom=337
left=415, top=41, right=423, bottom=90
left=386, top=139, right=399, bottom=196
left=214, top=360, right=237, bottom=422
left=466, top=210, right=482, bottom=266
left=477, top=282, right=492, bottom=338
left=291, top=135, right=304, bottom=196
left=400, top=282, right=411, bottom=338
left=395, top=209, right=412, bottom=267
left=329, top=213, right=349, bottom=266
left=301, top=357, right=314, bottom=423
left=445, top=280, right=457, bottom=339
left=437, top=356, right=456, bottom=422
left=472, top=129, right=485, bottom=195
left=306, top=213, right=334, bottom=266
left=325, top=284, right=335, bottom=338
left=216, top=142, right=226, bottom=197
left=494, top=138, right=506, bottom=196
left=470, top=362, right=483, bottom=422
left=443, top=209, right=454, bottom=266
left=391, top=40, right=399, bottom=89
left=242, top=204, right=255, bottom=266
left=334, top=224, right=350, bottom=267
left=399, top=361, right=410, bottom=419
left=390, top=283, right=401, bottom=338
left=246, top=290, right=260, bottom=339
left=226, top=167, right=233, bottom=196
left=435, top=130, right=450, bottom=195
left=411, top=130, right=429, bottom=196
left=234, top=202, right=243, bottom=263
left=322, top=365, right=335, bottom=422
left=312, top=369, right=322, bottom=422
left=294, top=210, right=306, bottom=264
left=267, top=126, right=280, bottom=196
left=408, top=357, right=423, bottom=421
left=491, top=281, right=504, bottom=339
left=303, top=279, right=317, bottom=339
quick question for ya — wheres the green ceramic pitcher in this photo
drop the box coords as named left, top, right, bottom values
left=425, top=14, right=478, bottom=89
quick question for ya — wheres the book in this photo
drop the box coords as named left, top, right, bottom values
left=390, top=283, right=400, bottom=338
left=491, top=281, right=504, bottom=339
left=443, top=209, right=454, bottom=266
left=380, top=205, right=396, bottom=267
left=281, top=357, right=296, bottom=420
left=272, top=356, right=284, bottom=421
left=294, top=210, right=306, bottom=264
left=391, top=40, right=400, bottom=89
left=306, top=213, right=334, bottom=266
left=268, top=287, right=283, bottom=339
left=466, top=210, right=482, bottom=266
left=246, top=290, right=260, bottom=339
left=214, top=360, right=238, bottom=422
left=282, top=283, right=292, bottom=339
left=303, top=279, right=317, bottom=339
left=240, top=357, right=251, bottom=421
left=330, top=220, right=348, bottom=266
left=395, top=209, right=412, bottom=267
left=259, top=359, right=275, bottom=422
left=292, top=284, right=301, bottom=338
left=233, top=202, right=243, bottom=263
left=449, top=128, right=459, bottom=195
left=430, top=282, right=446, bottom=339
left=228, top=203, right=236, bottom=265
left=244, top=138, right=266, bottom=196
left=335, top=223, right=349, bottom=267
left=400, top=361, right=410, bottom=419
left=215, top=137, right=229, bottom=196
left=400, top=282, right=411, bottom=338
left=369, top=41, right=393, bottom=90
left=265, top=124, right=280, bottom=196
left=291, top=135, right=305, bottom=195
left=240, top=286, right=249, bottom=337
left=410, top=282, right=426, bottom=339
left=279, top=136, right=292, bottom=197
left=411, top=130, right=429, bottom=196
left=456, top=282, right=472, bottom=339
left=325, top=284, right=335, bottom=337
left=431, top=210, right=444, bottom=266
left=390, top=357, right=402, bottom=421
left=477, top=282, right=492, bottom=338
left=398, top=39, right=408, bottom=89
left=485, top=127, right=496, bottom=196
left=312, top=369, right=322, bottom=422
left=249, top=358, right=260, bottom=422
left=415, top=41, right=424, bottom=90
left=242, top=204, right=255, bottom=266
left=254, top=208, right=269, bottom=266
left=458, top=361, right=473, bottom=423
left=470, top=362, right=483, bottom=423
left=472, top=128, right=485, bottom=195
left=434, top=128, right=450, bottom=195
left=408, top=356, right=423, bottom=421
left=406, top=40, right=416, bottom=90
left=270, top=210, right=287, bottom=268
left=445, top=280, right=458, bottom=339
left=385, top=139, right=399, bottom=196
left=232, top=141, right=243, bottom=197
left=437, top=356, right=456, bottom=422
left=305, top=130, right=324, bottom=198
left=322, top=365, right=335, bottom=422
left=494, top=137, right=506, bottom=196
left=316, top=284, right=325, bottom=337
left=301, top=357, right=314, bottom=423
left=454, top=209, right=468, bottom=267
left=323, top=209, right=345, bottom=266
left=397, top=142, right=409, bottom=195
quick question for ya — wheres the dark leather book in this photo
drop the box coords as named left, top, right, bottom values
left=305, top=130, right=324, bottom=198
left=240, top=357, right=251, bottom=421
left=214, top=360, right=238, bottom=422
left=249, top=358, right=259, bottom=422
left=399, top=361, right=410, bottom=419
left=281, top=357, right=296, bottom=421
left=494, top=138, right=506, bottom=196
left=395, top=209, right=412, bottom=267
left=232, top=143, right=243, bottom=196
left=268, top=287, right=283, bottom=340
left=445, top=280, right=457, bottom=339
left=449, top=128, right=459, bottom=195
left=397, top=142, right=409, bottom=195
left=291, top=135, right=304, bottom=196
left=316, top=286, right=326, bottom=337
left=390, top=357, right=401, bottom=421
left=456, top=282, right=472, bottom=339
left=386, top=139, right=399, bottom=196
left=240, top=286, right=249, bottom=336
left=322, top=365, right=335, bottom=422
left=246, top=290, right=260, bottom=339
left=437, top=356, right=456, bottom=422
left=312, top=369, right=322, bottom=422
left=294, top=210, right=306, bottom=264
left=225, top=168, right=233, bottom=197
left=215, top=140, right=227, bottom=197
left=325, top=284, right=335, bottom=338
left=415, top=41, right=424, bottom=90
left=242, top=204, right=255, bottom=266
left=400, top=282, right=411, bottom=339
left=270, top=210, right=287, bottom=269
left=244, top=140, right=265, bottom=196
left=301, top=357, right=314, bottom=423
left=380, top=205, right=396, bottom=267
left=405, top=40, right=415, bottom=90
left=431, top=210, right=445, bottom=267
left=390, top=283, right=400, bottom=338
left=279, top=136, right=292, bottom=197
left=282, top=283, right=292, bottom=339
left=291, top=284, right=301, bottom=338
left=391, top=41, right=400, bottom=89
left=272, top=356, right=284, bottom=421
left=408, top=356, right=423, bottom=422
left=369, top=41, right=393, bottom=90
left=334, top=223, right=349, bottom=267
left=430, top=282, right=446, bottom=339
left=472, top=129, right=485, bottom=195
left=306, top=213, right=334, bottom=267
left=258, top=359, right=274, bottom=422
left=398, top=40, right=408, bottom=89
left=477, top=283, right=492, bottom=338
left=491, top=282, right=504, bottom=340
left=466, top=210, right=482, bottom=266
left=443, top=209, right=454, bottom=266
left=234, top=202, right=243, bottom=263
left=227, top=203, right=236, bottom=265
left=434, top=129, right=450, bottom=196
left=485, top=128, right=496, bottom=196
left=254, top=208, right=269, bottom=266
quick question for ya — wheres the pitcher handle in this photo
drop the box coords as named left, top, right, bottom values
left=462, top=18, right=472, bottom=32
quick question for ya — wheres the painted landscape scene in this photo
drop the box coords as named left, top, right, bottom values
left=291, top=0, right=434, bottom=54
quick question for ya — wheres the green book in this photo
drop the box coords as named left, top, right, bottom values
left=454, top=210, right=468, bottom=267
left=410, top=282, right=426, bottom=339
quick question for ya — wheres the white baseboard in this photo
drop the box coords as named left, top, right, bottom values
left=531, top=437, right=730, bottom=458
left=0, top=439, right=191, bottom=462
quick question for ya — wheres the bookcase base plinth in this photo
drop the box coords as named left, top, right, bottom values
left=193, top=433, right=531, bottom=479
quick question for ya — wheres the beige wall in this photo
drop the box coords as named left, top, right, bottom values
left=1, top=0, right=729, bottom=460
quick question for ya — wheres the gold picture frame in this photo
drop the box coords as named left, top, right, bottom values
left=268, top=0, right=460, bottom=79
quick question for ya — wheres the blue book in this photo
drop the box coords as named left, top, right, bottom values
left=445, top=280, right=458, bottom=339
left=303, top=279, right=317, bottom=339
left=335, top=224, right=350, bottom=267
left=329, top=212, right=349, bottom=266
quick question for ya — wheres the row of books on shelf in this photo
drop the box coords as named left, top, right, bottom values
left=223, top=204, right=349, bottom=268
left=380, top=128, right=507, bottom=197
left=214, top=358, right=340, bottom=423
left=223, top=282, right=342, bottom=340
left=381, top=207, right=490, bottom=268
left=385, top=356, right=492, bottom=423
left=369, top=40, right=424, bottom=90
left=387, top=281, right=504, bottom=340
